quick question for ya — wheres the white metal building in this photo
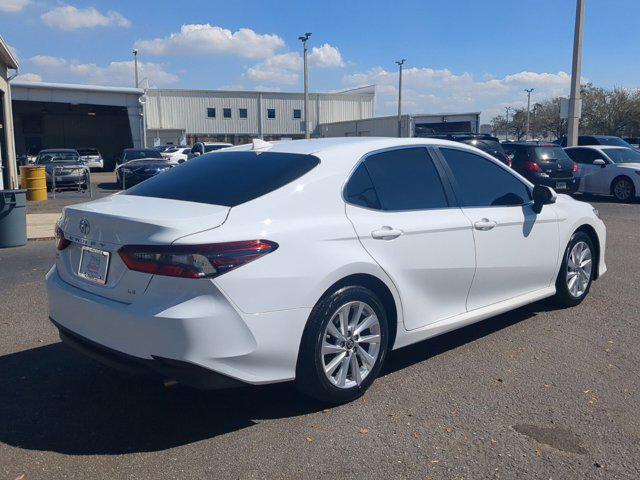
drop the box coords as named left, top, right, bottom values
left=144, top=85, right=376, bottom=146
left=318, top=112, right=481, bottom=138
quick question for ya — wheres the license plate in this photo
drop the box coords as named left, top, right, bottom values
left=556, top=182, right=567, bottom=190
left=78, top=246, right=110, bottom=285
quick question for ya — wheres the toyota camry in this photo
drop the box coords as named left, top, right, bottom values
left=47, top=138, right=606, bottom=404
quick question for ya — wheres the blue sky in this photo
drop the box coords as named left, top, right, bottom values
left=1, top=0, right=638, bottom=121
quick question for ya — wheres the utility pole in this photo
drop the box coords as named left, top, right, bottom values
left=298, top=33, right=312, bottom=139
left=567, top=0, right=585, bottom=146
left=396, top=59, right=406, bottom=137
left=525, top=88, right=534, bottom=140
left=132, top=49, right=139, bottom=88
left=505, top=106, right=513, bottom=141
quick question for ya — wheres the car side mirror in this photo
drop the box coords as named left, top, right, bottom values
left=532, top=185, right=557, bottom=213
left=593, top=159, right=606, bottom=167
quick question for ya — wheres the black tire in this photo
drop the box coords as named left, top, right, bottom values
left=296, top=285, right=389, bottom=404
left=611, top=176, right=635, bottom=202
left=553, top=231, right=595, bottom=307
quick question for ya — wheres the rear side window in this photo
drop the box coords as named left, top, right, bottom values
left=362, top=148, right=448, bottom=210
left=344, top=163, right=381, bottom=209
left=124, top=152, right=320, bottom=207
left=440, top=148, right=531, bottom=207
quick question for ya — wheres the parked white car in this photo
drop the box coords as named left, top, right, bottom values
left=189, top=142, right=233, bottom=158
left=565, top=145, right=640, bottom=202
left=47, top=138, right=606, bottom=403
left=76, top=148, right=104, bottom=170
left=162, top=147, right=191, bottom=165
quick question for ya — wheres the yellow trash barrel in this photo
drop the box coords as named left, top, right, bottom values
left=19, top=165, right=48, bottom=202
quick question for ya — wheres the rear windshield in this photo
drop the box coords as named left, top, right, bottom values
left=534, top=147, right=573, bottom=168
left=461, top=138, right=506, bottom=154
left=124, top=151, right=320, bottom=207
left=77, top=148, right=99, bottom=156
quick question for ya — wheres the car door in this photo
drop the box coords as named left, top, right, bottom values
left=437, top=147, right=560, bottom=311
left=345, top=147, right=476, bottom=331
left=568, top=147, right=606, bottom=194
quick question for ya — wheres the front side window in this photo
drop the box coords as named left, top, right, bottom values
left=440, top=148, right=531, bottom=207
left=293, top=109, right=301, bottom=119
left=207, top=108, right=216, bottom=118
left=267, top=109, right=276, bottom=119
left=223, top=108, right=232, bottom=118
left=361, top=148, right=448, bottom=211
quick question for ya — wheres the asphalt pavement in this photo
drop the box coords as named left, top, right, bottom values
left=0, top=196, right=638, bottom=480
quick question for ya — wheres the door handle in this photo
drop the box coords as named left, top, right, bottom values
left=371, top=226, right=403, bottom=240
left=473, top=218, right=497, bottom=231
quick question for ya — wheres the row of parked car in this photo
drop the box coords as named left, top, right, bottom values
left=427, top=133, right=640, bottom=202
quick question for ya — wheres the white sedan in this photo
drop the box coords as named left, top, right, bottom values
left=47, top=138, right=606, bottom=404
left=565, top=145, right=640, bottom=202
left=161, top=147, right=191, bottom=165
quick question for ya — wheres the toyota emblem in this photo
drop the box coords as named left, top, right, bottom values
left=79, top=218, right=90, bottom=236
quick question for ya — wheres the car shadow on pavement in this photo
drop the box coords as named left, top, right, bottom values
left=97, top=182, right=121, bottom=191
left=0, top=300, right=556, bottom=456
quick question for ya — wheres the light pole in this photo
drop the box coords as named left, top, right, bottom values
left=396, top=59, right=406, bottom=137
left=298, top=33, right=312, bottom=139
left=132, top=49, right=139, bottom=88
left=505, top=106, right=513, bottom=141
left=567, top=0, right=585, bottom=146
left=525, top=88, right=534, bottom=140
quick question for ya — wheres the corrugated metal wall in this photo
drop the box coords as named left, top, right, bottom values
left=144, top=89, right=375, bottom=137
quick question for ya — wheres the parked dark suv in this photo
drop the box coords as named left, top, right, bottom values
left=556, top=135, right=635, bottom=148
left=420, top=133, right=512, bottom=166
left=502, top=142, right=579, bottom=194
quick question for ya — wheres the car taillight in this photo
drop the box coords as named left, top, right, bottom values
left=55, top=224, right=71, bottom=251
left=503, top=153, right=512, bottom=168
left=522, top=161, right=542, bottom=173
left=573, top=162, right=579, bottom=173
left=118, top=240, right=278, bottom=279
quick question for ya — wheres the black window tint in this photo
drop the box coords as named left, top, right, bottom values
left=239, top=108, right=248, bottom=118
left=363, top=148, right=448, bottom=210
left=566, top=148, right=598, bottom=164
left=441, top=148, right=531, bottom=207
left=207, top=108, right=216, bottom=118
left=293, top=109, right=301, bottom=119
left=344, top=163, right=381, bottom=209
left=124, top=152, right=319, bottom=207
left=223, top=108, right=232, bottom=118
left=267, top=108, right=276, bottom=119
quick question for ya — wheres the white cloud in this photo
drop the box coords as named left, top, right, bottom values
left=30, top=55, right=67, bottom=68
left=342, top=66, right=575, bottom=121
left=0, top=0, right=29, bottom=12
left=26, top=55, right=177, bottom=86
left=15, top=72, right=42, bottom=82
left=41, top=5, right=131, bottom=31
left=135, top=24, right=285, bottom=59
left=245, top=65, right=298, bottom=85
left=309, top=43, right=344, bottom=68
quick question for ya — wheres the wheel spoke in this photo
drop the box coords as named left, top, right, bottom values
left=354, top=314, right=377, bottom=336
left=350, top=352, right=362, bottom=385
left=338, top=308, right=349, bottom=337
left=357, top=333, right=381, bottom=344
left=349, top=302, right=364, bottom=332
left=356, top=344, right=375, bottom=369
left=325, top=351, right=346, bottom=376
left=568, top=274, right=578, bottom=295
left=322, top=341, right=345, bottom=355
left=326, top=321, right=345, bottom=342
left=336, top=353, right=351, bottom=387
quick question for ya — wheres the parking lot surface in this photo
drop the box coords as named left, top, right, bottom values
left=1, top=196, right=638, bottom=480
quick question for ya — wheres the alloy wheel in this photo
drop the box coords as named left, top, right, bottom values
left=320, top=301, right=381, bottom=389
left=614, top=178, right=632, bottom=201
left=566, top=240, right=592, bottom=298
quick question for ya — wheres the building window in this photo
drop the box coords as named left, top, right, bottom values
left=207, top=108, right=216, bottom=118
left=223, top=108, right=232, bottom=118
left=293, top=109, right=301, bottom=119
left=267, top=108, right=276, bottom=119
left=239, top=108, right=248, bottom=118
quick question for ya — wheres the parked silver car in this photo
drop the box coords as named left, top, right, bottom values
left=76, top=148, right=104, bottom=169
left=36, top=149, right=89, bottom=190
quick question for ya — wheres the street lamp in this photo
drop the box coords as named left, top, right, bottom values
left=396, top=59, right=406, bottom=137
left=132, top=49, right=139, bottom=88
left=525, top=88, right=534, bottom=140
left=567, top=0, right=585, bottom=146
left=298, top=33, right=312, bottom=139
left=505, top=106, right=513, bottom=141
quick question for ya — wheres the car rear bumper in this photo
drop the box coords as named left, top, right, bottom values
left=530, top=175, right=580, bottom=193
left=46, top=265, right=310, bottom=386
